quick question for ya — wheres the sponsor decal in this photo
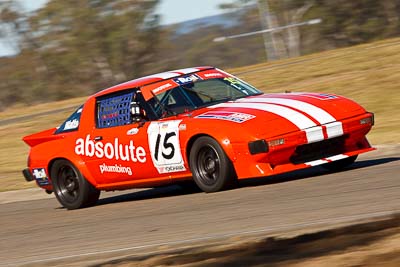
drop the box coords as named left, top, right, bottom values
left=32, top=168, right=51, bottom=186
left=142, top=80, right=179, bottom=100
left=210, top=102, right=319, bottom=143
left=153, top=83, right=173, bottom=94
left=196, top=111, right=255, bottom=123
left=203, top=72, right=223, bottom=78
left=297, top=93, right=338, bottom=100
left=161, top=123, right=169, bottom=130
left=157, top=165, right=186, bottom=173
left=99, top=163, right=132, bottom=176
left=64, top=119, right=79, bottom=130
left=223, top=77, right=245, bottom=92
left=75, top=135, right=146, bottom=163
left=223, top=77, right=239, bottom=84
left=127, top=128, right=139, bottom=135
left=147, top=120, right=186, bottom=174
left=173, top=74, right=202, bottom=85
left=211, top=102, right=316, bottom=130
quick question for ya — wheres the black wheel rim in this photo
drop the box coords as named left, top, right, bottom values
left=196, top=145, right=221, bottom=186
left=56, top=165, right=80, bottom=204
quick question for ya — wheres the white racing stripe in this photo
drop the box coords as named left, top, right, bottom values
left=238, top=97, right=336, bottom=124
left=304, top=127, right=324, bottom=143
left=305, top=154, right=349, bottom=166
left=325, top=121, right=344, bottom=138
left=211, top=102, right=324, bottom=143
left=326, top=154, right=348, bottom=161
left=237, top=97, right=344, bottom=139
left=305, top=159, right=328, bottom=166
left=211, top=103, right=316, bottom=130
left=172, top=68, right=201, bottom=74
left=143, top=72, right=180, bottom=80
left=140, top=68, right=201, bottom=80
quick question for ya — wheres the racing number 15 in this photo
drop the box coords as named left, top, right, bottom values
left=154, top=132, right=176, bottom=160
left=147, top=120, right=185, bottom=174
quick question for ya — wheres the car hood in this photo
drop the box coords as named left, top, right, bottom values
left=194, top=93, right=366, bottom=139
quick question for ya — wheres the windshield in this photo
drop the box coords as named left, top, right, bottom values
left=146, top=77, right=262, bottom=118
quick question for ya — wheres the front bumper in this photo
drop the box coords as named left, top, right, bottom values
left=231, top=112, right=374, bottom=179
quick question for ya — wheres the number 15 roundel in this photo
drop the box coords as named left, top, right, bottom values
left=147, top=120, right=186, bottom=174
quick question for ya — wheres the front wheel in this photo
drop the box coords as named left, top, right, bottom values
left=189, top=136, right=236, bottom=193
left=51, top=160, right=100, bottom=210
left=321, top=155, right=358, bottom=171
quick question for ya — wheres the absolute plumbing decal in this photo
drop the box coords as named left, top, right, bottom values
left=75, top=135, right=146, bottom=162
left=99, top=163, right=133, bottom=176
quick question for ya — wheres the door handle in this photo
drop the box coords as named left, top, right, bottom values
left=94, top=136, right=103, bottom=141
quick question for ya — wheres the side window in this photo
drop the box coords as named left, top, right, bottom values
left=96, top=91, right=134, bottom=129
left=55, top=105, right=83, bottom=134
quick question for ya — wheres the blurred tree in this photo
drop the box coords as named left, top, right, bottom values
left=220, top=0, right=400, bottom=58
left=220, top=0, right=315, bottom=60
left=29, top=0, right=160, bottom=96
left=0, top=1, right=37, bottom=52
left=309, top=0, right=400, bottom=47
left=0, top=0, right=160, bottom=105
left=0, top=1, right=47, bottom=107
left=268, top=0, right=315, bottom=58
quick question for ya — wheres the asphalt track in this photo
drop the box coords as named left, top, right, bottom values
left=1, top=145, right=399, bottom=266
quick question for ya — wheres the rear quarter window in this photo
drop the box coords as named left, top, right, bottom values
left=55, top=105, right=83, bottom=134
left=96, top=91, right=134, bottom=128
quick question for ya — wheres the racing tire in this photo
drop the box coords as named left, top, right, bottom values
left=321, top=155, right=358, bottom=171
left=189, top=136, right=236, bottom=193
left=51, top=159, right=100, bottom=210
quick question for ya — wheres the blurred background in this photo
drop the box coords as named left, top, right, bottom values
left=1, top=0, right=400, bottom=109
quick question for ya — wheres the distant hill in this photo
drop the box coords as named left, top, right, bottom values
left=168, top=11, right=243, bottom=35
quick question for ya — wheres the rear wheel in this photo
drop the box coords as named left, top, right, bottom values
left=51, top=160, right=100, bottom=210
left=189, top=136, right=236, bottom=192
left=321, top=155, right=358, bottom=171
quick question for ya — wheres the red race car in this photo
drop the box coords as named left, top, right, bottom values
left=22, top=67, right=375, bottom=209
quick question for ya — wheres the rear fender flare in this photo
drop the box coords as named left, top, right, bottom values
left=48, top=156, right=98, bottom=187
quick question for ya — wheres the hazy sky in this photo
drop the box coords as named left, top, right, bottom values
left=156, top=0, right=230, bottom=25
left=18, top=0, right=49, bottom=12
left=0, top=0, right=231, bottom=56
